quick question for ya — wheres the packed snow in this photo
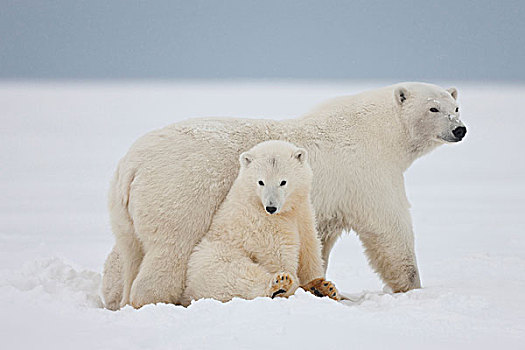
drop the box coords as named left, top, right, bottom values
left=0, top=81, right=524, bottom=349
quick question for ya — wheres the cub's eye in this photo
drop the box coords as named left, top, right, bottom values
left=258, top=180, right=264, bottom=186
left=430, top=108, right=439, bottom=112
left=455, top=107, right=459, bottom=113
left=280, top=180, right=287, bottom=186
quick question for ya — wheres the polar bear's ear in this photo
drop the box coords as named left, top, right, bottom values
left=394, top=86, right=409, bottom=105
left=293, top=148, right=308, bottom=164
left=240, top=152, right=253, bottom=167
left=447, top=87, right=458, bottom=100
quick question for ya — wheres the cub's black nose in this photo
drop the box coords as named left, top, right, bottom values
left=265, top=206, right=277, bottom=214
left=452, top=126, right=467, bottom=140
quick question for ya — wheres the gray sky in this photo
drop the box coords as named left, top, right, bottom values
left=1, top=0, right=524, bottom=80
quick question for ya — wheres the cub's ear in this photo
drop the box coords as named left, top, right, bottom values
left=293, top=148, right=308, bottom=164
left=447, top=87, right=458, bottom=100
left=239, top=152, right=253, bottom=167
left=394, top=86, right=409, bottom=105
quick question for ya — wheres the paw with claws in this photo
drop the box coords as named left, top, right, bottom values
left=302, top=278, right=341, bottom=301
left=269, top=273, right=295, bottom=298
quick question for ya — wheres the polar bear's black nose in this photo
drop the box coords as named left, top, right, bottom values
left=452, top=126, right=467, bottom=140
left=265, top=206, right=277, bottom=214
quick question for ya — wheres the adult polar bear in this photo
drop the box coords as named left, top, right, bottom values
left=102, top=82, right=466, bottom=309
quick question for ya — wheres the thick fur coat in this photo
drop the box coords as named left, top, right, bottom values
left=102, top=82, right=466, bottom=310
left=182, top=141, right=330, bottom=305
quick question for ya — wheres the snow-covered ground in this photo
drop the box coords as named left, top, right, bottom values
left=0, top=81, right=524, bottom=349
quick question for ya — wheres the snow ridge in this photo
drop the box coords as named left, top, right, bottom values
left=1, top=257, right=103, bottom=308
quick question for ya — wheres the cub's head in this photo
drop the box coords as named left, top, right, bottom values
left=239, top=140, right=312, bottom=215
left=394, top=83, right=466, bottom=155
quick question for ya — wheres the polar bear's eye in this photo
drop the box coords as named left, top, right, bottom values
left=280, top=180, right=287, bottom=186
left=258, top=180, right=264, bottom=186
left=455, top=107, right=459, bottom=113
left=430, top=108, right=439, bottom=112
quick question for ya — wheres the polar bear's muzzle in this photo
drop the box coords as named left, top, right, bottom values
left=438, top=116, right=467, bottom=143
left=261, top=188, right=283, bottom=215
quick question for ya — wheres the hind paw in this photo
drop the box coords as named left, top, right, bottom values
left=269, top=273, right=294, bottom=298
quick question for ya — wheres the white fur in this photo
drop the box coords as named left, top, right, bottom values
left=102, top=82, right=465, bottom=309
left=182, top=141, right=324, bottom=305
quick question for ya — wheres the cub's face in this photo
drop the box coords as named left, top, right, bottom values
left=395, top=84, right=467, bottom=146
left=239, top=144, right=310, bottom=215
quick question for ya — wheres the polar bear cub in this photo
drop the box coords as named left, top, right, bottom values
left=182, top=140, right=339, bottom=305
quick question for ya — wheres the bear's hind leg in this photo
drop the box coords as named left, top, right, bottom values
left=129, top=242, right=187, bottom=308
left=184, top=242, right=297, bottom=303
left=269, top=273, right=296, bottom=298
left=118, top=233, right=144, bottom=308
left=102, top=245, right=123, bottom=310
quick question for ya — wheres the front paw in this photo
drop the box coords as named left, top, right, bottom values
left=302, top=278, right=341, bottom=301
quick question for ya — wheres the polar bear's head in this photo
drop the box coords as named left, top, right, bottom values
left=394, top=83, right=466, bottom=156
left=239, top=140, right=312, bottom=215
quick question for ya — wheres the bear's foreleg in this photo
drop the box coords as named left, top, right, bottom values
left=356, top=205, right=421, bottom=293
left=317, top=219, right=344, bottom=273
left=296, top=202, right=326, bottom=284
left=295, top=202, right=341, bottom=301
